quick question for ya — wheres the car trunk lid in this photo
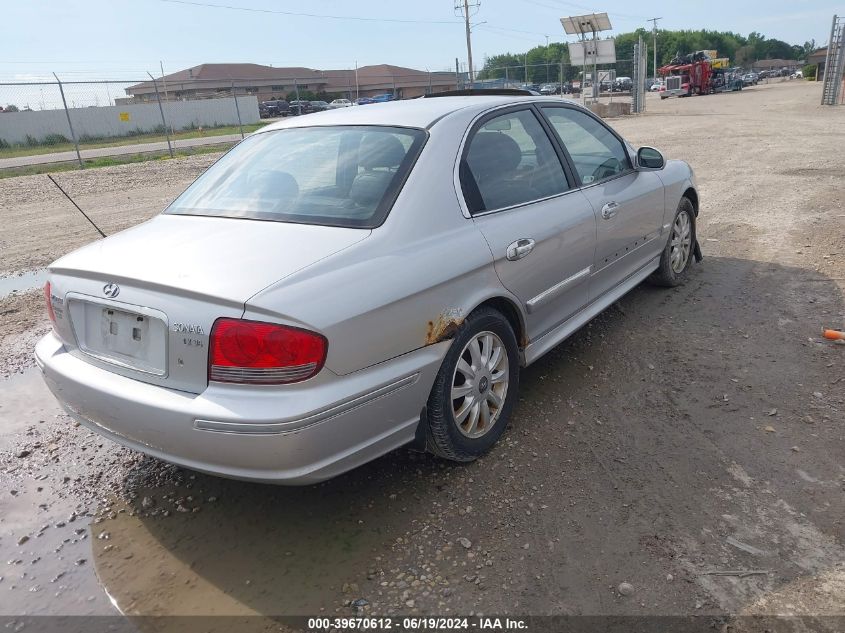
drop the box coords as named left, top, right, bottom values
left=48, top=215, right=369, bottom=393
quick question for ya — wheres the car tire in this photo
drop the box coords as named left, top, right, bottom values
left=649, top=197, right=697, bottom=287
left=425, top=307, right=520, bottom=462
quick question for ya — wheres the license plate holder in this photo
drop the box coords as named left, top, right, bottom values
left=68, top=298, right=168, bottom=376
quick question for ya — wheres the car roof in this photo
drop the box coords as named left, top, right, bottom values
left=260, top=95, right=583, bottom=131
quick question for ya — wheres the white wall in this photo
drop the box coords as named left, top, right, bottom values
left=0, top=96, right=259, bottom=145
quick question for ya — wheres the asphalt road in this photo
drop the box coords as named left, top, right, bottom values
left=0, top=133, right=243, bottom=169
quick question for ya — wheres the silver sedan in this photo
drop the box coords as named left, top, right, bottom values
left=36, top=95, right=700, bottom=483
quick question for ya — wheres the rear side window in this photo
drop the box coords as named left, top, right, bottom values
left=461, top=109, right=569, bottom=214
left=166, top=126, right=426, bottom=228
left=541, top=106, right=631, bottom=185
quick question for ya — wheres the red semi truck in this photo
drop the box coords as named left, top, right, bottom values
left=658, top=58, right=714, bottom=99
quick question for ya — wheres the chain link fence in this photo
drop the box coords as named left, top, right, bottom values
left=465, top=58, right=642, bottom=115
left=0, top=78, right=268, bottom=169
left=0, top=71, right=462, bottom=169
left=0, top=63, right=649, bottom=171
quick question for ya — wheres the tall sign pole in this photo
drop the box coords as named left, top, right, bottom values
left=560, top=13, right=614, bottom=104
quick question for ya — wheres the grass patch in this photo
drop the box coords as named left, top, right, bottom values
left=0, top=143, right=233, bottom=179
left=0, top=123, right=264, bottom=159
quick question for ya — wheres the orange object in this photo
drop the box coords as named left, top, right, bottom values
left=823, top=329, right=845, bottom=340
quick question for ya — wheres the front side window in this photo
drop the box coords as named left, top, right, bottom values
left=541, top=106, right=631, bottom=185
left=166, top=126, right=426, bottom=228
left=461, top=109, right=569, bottom=214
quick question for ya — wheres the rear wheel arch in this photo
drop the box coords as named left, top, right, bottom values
left=474, top=296, right=527, bottom=352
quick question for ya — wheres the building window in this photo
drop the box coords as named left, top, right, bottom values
left=271, top=85, right=286, bottom=91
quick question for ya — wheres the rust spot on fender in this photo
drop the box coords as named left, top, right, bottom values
left=425, top=309, right=464, bottom=345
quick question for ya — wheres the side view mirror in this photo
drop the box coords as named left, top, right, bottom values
left=637, top=146, right=665, bottom=170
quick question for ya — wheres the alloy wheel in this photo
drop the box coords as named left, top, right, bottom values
left=670, top=210, right=692, bottom=274
left=450, top=331, right=509, bottom=439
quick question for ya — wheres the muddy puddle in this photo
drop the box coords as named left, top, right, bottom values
left=1, top=367, right=427, bottom=617
left=91, top=459, right=417, bottom=617
left=0, top=369, right=59, bottom=449
left=0, top=270, right=47, bottom=300
left=0, top=369, right=116, bottom=615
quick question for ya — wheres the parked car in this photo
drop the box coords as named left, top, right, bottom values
left=329, top=99, right=353, bottom=108
left=37, top=95, right=700, bottom=484
left=259, top=99, right=289, bottom=118
left=612, top=77, right=632, bottom=92
left=370, top=93, right=395, bottom=103
left=355, top=97, right=374, bottom=105
left=309, top=100, right=330, bottom=112
left=649, top=81, right=663, bottom=91
left=288, top=100, right=311, bottom=115
left=539, top=83, right=560, bottom=95
left=741, top=73, right=758, bottom=86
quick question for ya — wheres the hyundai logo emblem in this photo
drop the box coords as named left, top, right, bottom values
left=103, top=283, right=120, bottom=298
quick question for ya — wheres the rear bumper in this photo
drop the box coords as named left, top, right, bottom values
left=35, top=333, right=447, bottom=484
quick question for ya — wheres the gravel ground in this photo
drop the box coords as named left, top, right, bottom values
left=1, top=81, right=844, bottom=625
left=0, top=153, right=218, bottom=277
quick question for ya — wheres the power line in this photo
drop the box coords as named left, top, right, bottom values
left=476, top=25, right=547, bottom=43
left=520, top=0, right=650, bottom=22
left=158, top=0, right=462, bottom=24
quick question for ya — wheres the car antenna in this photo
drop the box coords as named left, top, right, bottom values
left=46, top=174, right=107, bottom=238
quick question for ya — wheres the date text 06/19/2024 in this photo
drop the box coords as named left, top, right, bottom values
left=306, top=616, right=528, bottom=631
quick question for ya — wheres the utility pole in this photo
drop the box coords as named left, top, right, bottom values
left=456, top=0, right=480, bottom=86
left=648, top=17, right=662, bottom=80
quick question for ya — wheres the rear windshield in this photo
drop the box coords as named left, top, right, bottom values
left=166, top=125, right=426, bottom=228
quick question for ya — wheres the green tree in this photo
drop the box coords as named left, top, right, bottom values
left=477, top=27, right=807, bottom=82
left=802, top=39, right=817, bottom=59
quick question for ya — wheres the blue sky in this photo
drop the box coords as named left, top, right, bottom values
left=3, top=0, right=840, bottom=81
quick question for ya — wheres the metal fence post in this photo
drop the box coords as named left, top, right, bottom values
left=231, top=81, right=245, bottom=139
left=147, top=72, right=174, bottom=158
left=53, top=73, right=83, bottom=168
left=559, top=61, right=564, bottom=98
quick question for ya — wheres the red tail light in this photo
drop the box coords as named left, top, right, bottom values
left=44, top=281, right=56, bottom=325
left=208, top=318, right=327, bottom=385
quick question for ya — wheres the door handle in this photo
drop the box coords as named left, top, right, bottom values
left=601, top=201, right=620, bottom=219
left=506, top=238, right=535, bottom=261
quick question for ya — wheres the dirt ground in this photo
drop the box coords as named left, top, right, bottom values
left=1, top=81, right=844, bottom=626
